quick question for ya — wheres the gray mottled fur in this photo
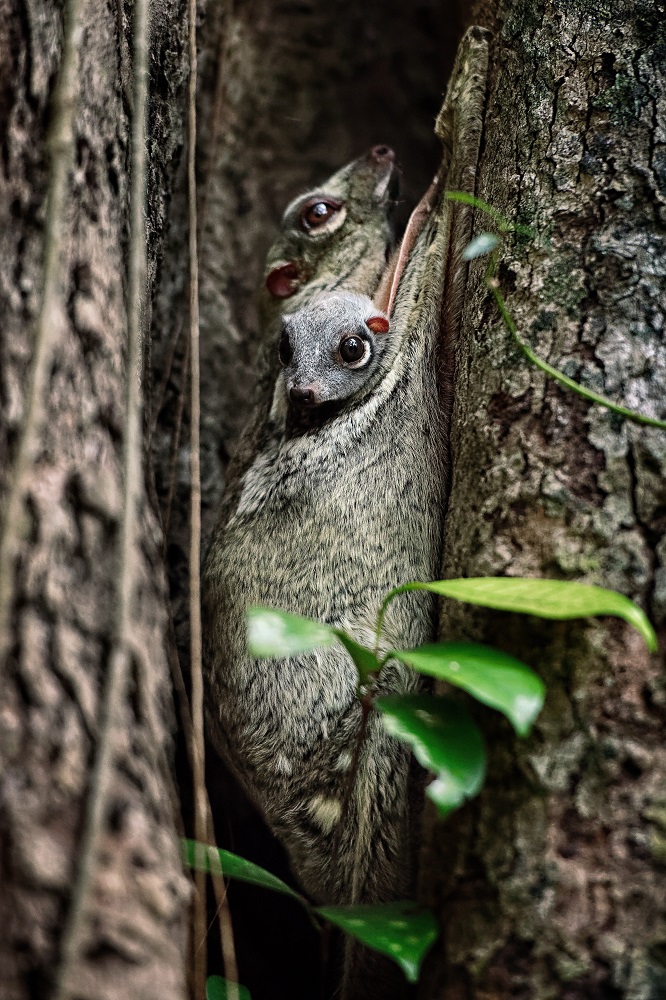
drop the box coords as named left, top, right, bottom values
left=221, top=148, right=399, bottom=521
left=203, top=217, right=446, bottom=905
left=203, top=26, right=490, bottom=999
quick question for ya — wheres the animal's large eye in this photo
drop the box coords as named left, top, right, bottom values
left=339, top=336, right=369, bottom=367
left=279, top=331, right=293, bottom=366
left=300, top=197, right=342, bottom=231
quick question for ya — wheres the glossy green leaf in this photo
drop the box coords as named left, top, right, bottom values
left=182, top=839, right=302, bottom=901
left=334, top=630, right=380, bottom=685
left=385, top=578, right=657, bottom=653
left=390, top=642, right=544, bottom=737
left=315, top=902, right=438, bottom=983
left=206, top=977, right=251, bottom=1000
left=247, top=606, right=335, bottom=657
left=462, top=232, right=500, bottom=260
left=376, top=695, right=486, bottom=816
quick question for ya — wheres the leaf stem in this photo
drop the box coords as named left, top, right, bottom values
left=374, top=583, right=421, bottom=658
left=445, top=189, right=510, bottom=229
left=488, top=277, right=666, bottom=431
left=450, top=191, right=666, bottom=433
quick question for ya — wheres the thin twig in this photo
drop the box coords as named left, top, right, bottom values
left=53, top=0, right=150, bottom=994
left=488, top=274, right=666, bottom=431
left=199, top=0, right=234, bottom=230
left=0, top=0, right=85, bottom=668
left=166, top=615, right=235, bottom=977
left=152, top=0, right=233, bottom=459
left=161, top=331, right=191, bottom=554
left=187, top=1, right=239, bottom=996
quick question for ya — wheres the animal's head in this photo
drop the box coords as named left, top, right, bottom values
left=261, top=146, right=400, bottom=325
left=278, top=293, right=392, bottom=411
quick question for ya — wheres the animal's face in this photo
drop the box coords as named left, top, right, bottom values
left=261, top=147, right=400, bottom=323
left=278, top=293, right=391, bottom=409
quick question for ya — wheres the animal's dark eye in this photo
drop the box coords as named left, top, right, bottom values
left=279, top=332, right=293, bottom=365
left=300, top=198, right=342, bottom=231
left=339, top=336, right=368, bottom=365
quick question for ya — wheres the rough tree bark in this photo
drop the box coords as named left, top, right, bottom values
left=420, top=2, right=666, bottom=998
left=0, top=1, right=189, bottom=998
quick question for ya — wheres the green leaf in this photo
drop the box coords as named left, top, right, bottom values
left=390, top=642, right=544, bottom=737
left=206, top=977, right=251, bottom=1000
left=445, top=190, right=509, bottom=229
left=334, top=630, right=380, bottom=686
left=376, top=694, right=486, bottom=816
left=445, top=191, right=535, bottom=237
left=385, top=578, right=657, bottom=653
left=315, top=902, right=438, bottom=983
left=462, top=233, right=500, bottom=260
left=246, top=606, right=335, bottom=657
left=182, top=839, right=302, bottom=901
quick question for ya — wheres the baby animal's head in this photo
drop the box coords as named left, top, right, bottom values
left=278, top=293, right=392, bottom=411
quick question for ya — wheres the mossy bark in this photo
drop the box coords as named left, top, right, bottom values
left=420, top=3, right=666, bottom=997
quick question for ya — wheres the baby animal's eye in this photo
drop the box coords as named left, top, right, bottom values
left=278, top=332, right=293, bottom=366
left=300, top=197, right=342, bottom=231
left=339, top=336, right=369, bottom=367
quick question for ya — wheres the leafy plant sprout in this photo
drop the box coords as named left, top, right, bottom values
left=184, top=576, right=655, bottom=993
left=247, top=577, right=656, bottom=819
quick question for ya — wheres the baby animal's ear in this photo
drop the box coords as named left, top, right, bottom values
left=366, top=316, right=390, bottom=334
left=266, top=262, right=301, bottom=298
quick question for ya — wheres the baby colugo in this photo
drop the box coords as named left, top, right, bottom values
left=277, top=292, right=392, bottom=422
left=203, top=279, right=444, bottom=911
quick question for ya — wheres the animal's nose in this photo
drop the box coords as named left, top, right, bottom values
left=289, top=385, right=318, bottom=407
left=369, top=145, right=395, bottom=164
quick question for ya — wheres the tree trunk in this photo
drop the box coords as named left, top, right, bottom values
left=0, top=1, right=189, bottom=998
left=420, top=3, right=666, bottom=997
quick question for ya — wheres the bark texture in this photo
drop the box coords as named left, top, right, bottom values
left=420, top=3, right=666, bottom=998
left=0, top=1, right=189, bottom=998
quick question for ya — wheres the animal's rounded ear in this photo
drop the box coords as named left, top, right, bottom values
left=366, top=316, right=390, bottom=334
left=266, top=262, right=301, bottom=299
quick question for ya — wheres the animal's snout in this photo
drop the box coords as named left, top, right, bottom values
left=289, top=384, right=320, bottom=408
left=366, top=145, right=400, bottom=202
left=369, top=145, right=395, bottom=164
